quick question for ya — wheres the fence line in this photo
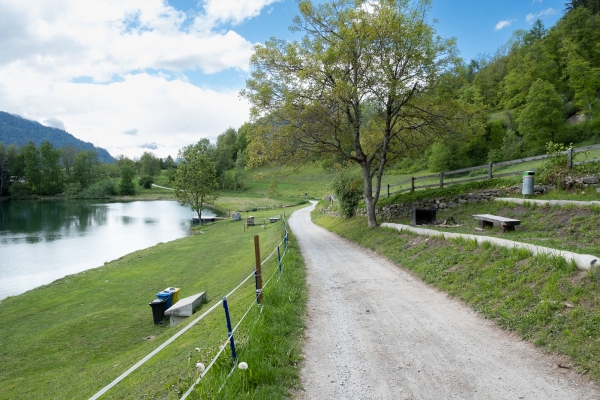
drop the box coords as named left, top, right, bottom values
left=377, top=144, right=600, bottom=197
left=90, top=218, right=290, bottom=400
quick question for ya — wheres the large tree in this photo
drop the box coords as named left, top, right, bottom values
left=173, top=142, right=219, bottom=220
left=242, top=0, right=469, bottom=227
left=517, top=79, right=564, bottom=147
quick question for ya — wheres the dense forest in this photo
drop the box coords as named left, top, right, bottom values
left=0, top=111, right=114, bottom=163
left=419, top=1, right=600, bottom=172
left=0, top=127, right=248, bottom=199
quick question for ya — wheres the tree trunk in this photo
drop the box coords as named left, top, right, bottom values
left=360, top=163, right=378, bottom=228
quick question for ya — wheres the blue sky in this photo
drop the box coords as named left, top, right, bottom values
left=0, top=0, right=567, bottom=158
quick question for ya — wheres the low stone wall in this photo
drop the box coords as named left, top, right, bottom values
left=374, top=185, right=547, bottom=221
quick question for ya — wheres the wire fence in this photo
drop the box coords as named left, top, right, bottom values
left=89, top=218, right=290, bottom=400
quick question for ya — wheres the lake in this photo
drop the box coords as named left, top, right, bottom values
left=0, top=200, right=219, bottom=300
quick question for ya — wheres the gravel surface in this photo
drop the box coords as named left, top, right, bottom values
left=289, top=202, right=600, bottom=400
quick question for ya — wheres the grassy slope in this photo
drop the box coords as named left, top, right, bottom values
left=312, top=206, right=600, bottom=381
left=0, top=206, right=306, bottom=399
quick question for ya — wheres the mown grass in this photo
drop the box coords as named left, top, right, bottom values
left=383, top=196, right=600, bottom=255
left=312, top=208, right=600, bottom=381
left=0, top=206, right=307, bottom=399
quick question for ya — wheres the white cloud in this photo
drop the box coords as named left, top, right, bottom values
left=494, top=19, right=516, bottom=31
left=0, top=0, right=269, bottom=158
left=43, top=117, right=66, bottom=130
left=123, top=128, right=139, bottom=136
left=198, top=0, right=281, bottom=27
left=526, top=8, right=557, bottom=23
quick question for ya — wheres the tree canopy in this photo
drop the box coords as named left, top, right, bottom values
left=242, top=0, right=473, bottom=227
left=173, top=142, right=220, bottom=220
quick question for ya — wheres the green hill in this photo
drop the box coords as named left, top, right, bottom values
left=0, top=111, right=114, bottom=163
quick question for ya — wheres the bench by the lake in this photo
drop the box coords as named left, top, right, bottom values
left=164, top=292, right=206, bottom=327
left=473, top=214, right=521, bottom=233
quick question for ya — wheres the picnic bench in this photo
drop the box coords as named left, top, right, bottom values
left=269, top=217, right=280, bottom=223
left=164, top=292, right=206, bottom=327
left=473, top=214, right=521, bottom=233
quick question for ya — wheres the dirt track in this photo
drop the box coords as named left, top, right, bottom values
left=289, top=203, right=600, bottom=399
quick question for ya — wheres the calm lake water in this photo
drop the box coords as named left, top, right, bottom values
left=0, top=200, right=218, bottom=300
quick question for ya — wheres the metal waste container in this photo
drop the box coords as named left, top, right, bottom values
left=522, top=171, right=535, bottom=195
left=156, top=290, right=173, bottom=309
left=149, top=298, right=167, bottom=325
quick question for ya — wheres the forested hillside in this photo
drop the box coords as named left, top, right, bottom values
left=0, top=112, right=114, bottom=163
left=404, top=1, right=600, bottom=173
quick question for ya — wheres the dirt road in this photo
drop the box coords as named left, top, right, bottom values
left=289, top=203, right=600, bottom=399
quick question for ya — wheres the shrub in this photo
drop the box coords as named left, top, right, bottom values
left=78, top=179, right=116, bottom=199
left=8, top=182, right=33, bottom=199
left=138, top=175, right=154, bottom=189
left=331, top=165, right=364, bottom=218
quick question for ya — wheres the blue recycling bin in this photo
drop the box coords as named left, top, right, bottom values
left=156, top=290, right=173, bottom=309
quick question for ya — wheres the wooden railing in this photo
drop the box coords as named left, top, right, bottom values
left=377, top=144, right=600, bottom=197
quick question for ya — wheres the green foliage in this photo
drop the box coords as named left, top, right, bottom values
left=331, top=166, right=364, bottom=218
left=119, top=165, right=136, bottom=195
left=173, top=141, right=220, bottom=219
left=138, top=175, right=154, bottom=189
left=138, top=152, right=161, bottom=177
left=8, top=181, right=33, bottom=199
left=428, top=142, right=460, bottom=172
left=77, top=179, right=116, bottom=199
left=517, top=79, right=564, bottom=150
left=487, top=129, right=523, bottom=162
left=72, top=150, right=101, bottom=189
left=267, top=180, right=282, bottom=198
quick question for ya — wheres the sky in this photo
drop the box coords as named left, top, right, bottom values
left=0, top=0, right=567, bottom=159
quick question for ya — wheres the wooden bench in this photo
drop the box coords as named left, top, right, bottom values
left=269, top=217, right=280, bottom=223
left=473, top=214, right=521, bottom=233
left=164, top=292, right=206, bottom=327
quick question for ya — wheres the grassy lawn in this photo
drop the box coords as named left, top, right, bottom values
left=383, top=195, right=600, bottom=255
left=311, top=208, right=600, bottom=382
left=0, top=205, right=308, bottom=399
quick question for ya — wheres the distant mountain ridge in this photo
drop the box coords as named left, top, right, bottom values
left=0, top=111, right=114, bottom=163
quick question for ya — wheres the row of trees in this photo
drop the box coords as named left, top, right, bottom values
left=0, top=123, right=250, bottom=199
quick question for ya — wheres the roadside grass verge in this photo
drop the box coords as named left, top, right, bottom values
left=182, top=229, right=307, bottom=399
left=384, top=198, right=600, bottom=255
left=0, top=206, right=307, bottom=399
left=311, top=208, right=600, bottom=381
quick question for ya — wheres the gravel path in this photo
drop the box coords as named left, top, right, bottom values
left=289, top=203, right=600, bottom=400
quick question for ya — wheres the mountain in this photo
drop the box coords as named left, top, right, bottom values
left=0, top=111, right=114, bottom=163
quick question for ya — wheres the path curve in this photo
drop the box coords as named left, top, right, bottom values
left=289, top=202, right=600, bottom=399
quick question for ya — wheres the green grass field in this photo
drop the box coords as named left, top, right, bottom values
left=0, top=205, right=307, bottom=399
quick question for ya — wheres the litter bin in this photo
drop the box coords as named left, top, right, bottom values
left=165, top=287, right=180, bottom=304
left=156, top=290, right=173, bottom=309
left=522, top=171, right=535, bottom=195
left=149, top=298, right=167, bottom=325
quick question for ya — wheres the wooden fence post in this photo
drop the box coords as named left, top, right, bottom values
left=387, top=184, right=390, bottom=197
left=439, top=171, right=444, bottom=188
left=411, top=177, right=415, bottom=192
left=568, top=148, right=573, bottom=169
left=254, top=235, right=263, bottom=304
left=488, top=162, right=493, bottom=179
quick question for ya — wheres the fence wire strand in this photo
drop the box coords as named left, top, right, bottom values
left=92, top=221, right=290, bottom=400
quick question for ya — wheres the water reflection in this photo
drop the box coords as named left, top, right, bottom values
left=0, top=200, right=221, bottom=299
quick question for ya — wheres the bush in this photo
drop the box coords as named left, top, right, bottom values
left=331, top=165, right=364, bottom=218
left=78, top=179, right=116, bottom=199
left=138, top=175, right=154, bottom=189
left=8, top=182, right=34, bottom=199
